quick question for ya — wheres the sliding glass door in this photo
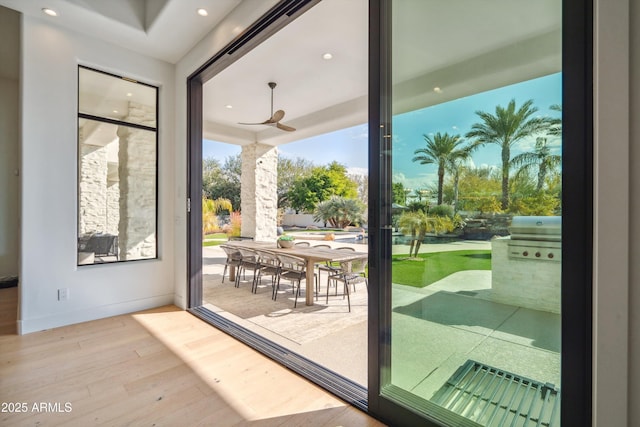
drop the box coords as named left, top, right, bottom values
left=368, top=0, right=591, bottom=425
left=186, top=0, right=591, bottom=424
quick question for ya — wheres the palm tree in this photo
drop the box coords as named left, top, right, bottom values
left=397, top=211, right=428, bottom=257
left=465, top=99, right=549, bottom=210
left=397, top=210, right=450, bottom=257
left=511, top=137, right=561, bottom=191
left=412, top=132, right=476, bottom=205
left=446, top=159, right=466, bottom=213
left=547, top=104, right=562, bottom=136
left=313, top=196, right=365, bottom=228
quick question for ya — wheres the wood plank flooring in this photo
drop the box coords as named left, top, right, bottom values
left=0, top=287, right=384, bottom=426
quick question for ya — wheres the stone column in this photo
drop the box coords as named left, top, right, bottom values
left=240, top=143, right=278, bottom=241
left=117, top=102, right=157, bottom=260
left=106, top=181, right=119, bottom=235
left=79, top=132, right=108, bottom=234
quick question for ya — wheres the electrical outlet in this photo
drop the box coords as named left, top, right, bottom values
left=58, top=288, right=69, bottom=301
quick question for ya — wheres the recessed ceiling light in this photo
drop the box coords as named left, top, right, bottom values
left=225, top=105, right=233, bottom=109
left=126, top=93, right=132, bottom=97
left=322, top=53, right=333, bottom=60
left=433, top=87, right=443, bottom=93
left=197, top=8, right=208, bottom=17
left=42, top=8, right=58, bottom=17
left=113, top=110, right=118, bottom=114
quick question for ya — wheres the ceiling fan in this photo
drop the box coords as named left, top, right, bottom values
left=239, top=82, right=296, bottom=132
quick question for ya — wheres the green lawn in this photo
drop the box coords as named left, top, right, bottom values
left=204, top=233, right=228, bottom=240
left=203, top=240, right=226, bottom=247
left=203, top=232, right=229, bottom=247
left=392, top=250, right=491, bottom=288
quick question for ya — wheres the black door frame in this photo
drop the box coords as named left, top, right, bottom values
left=367, top=0, right=593, bottom=426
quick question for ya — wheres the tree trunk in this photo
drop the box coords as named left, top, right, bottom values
left=501, top=145, right=511, bottom=210
left=537, top=164, right=546, bottom=191
left=453, top=173, right=460, bottom=213
left=437, top=164, right=445, bottom=205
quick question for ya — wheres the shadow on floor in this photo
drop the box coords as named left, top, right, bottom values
left=393, top=291, right=560, bottom=352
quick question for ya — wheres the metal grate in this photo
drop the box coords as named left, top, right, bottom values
left=432, top=360, right=560, bottom=427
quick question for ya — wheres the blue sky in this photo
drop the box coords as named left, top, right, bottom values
left=203, top=72, right=561, bottom=188
left=392, top=73, right=562, bottom=190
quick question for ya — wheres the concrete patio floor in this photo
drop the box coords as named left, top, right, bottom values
left=201, top=240, right=561, bottom=405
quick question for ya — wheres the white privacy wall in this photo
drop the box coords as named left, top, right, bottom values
left=19, top=15, right=176, bottom=334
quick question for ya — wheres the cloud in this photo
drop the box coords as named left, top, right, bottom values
left=347, top=167, right=368, bottom=176
left=479, top=163, right=499, bottom=171
left=392, top=172, right=437, bottom=189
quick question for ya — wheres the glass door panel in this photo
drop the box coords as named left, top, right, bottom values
left=383, top=1, right=562, bottom=425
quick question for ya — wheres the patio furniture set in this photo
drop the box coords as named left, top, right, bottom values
left=220, top=241, right=368, bottom=311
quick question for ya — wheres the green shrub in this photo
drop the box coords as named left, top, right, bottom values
left=429, top=205, right=454, bottom=217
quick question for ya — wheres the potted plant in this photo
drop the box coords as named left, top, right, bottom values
left=277, top=235, right=295, bottom=248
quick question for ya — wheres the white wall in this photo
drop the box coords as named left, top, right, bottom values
left=173, top=0, right=279, bottom=309
left=18, top=15, right=176, bottom=334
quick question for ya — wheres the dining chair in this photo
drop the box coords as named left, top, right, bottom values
left=236, top=248, right=260, bottom=289
left=318, top=246, right=356, bottom=288
left=220, top=245, right=242, bottom=284
left=326, top=255, right=368, bottom=312
left=274, top=253, right=318, bottom=307
left=294, top=241, right=310, bottom=247
left=253, top=250, right=280, bottom=294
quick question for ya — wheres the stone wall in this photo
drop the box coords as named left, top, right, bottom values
left=79, top=141, right=108, bottom=234
left=241, top=143, right=278, bottom=241
left=106, top=181, right=119, bottom=234
left=117, top=105, right=156, bottom=260
left=490, top=237, right=561, bottom=313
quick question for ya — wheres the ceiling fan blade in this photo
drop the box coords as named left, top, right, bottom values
left=271, top=110, right=285, bottom=122
left=276, top=122, right=296, bottom=132
left=240, top=84, right=295, bottom=131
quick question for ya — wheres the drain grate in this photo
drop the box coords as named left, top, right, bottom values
left=432, top=360, right=560, bottom=427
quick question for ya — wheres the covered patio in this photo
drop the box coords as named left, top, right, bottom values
left=202, top=237, right=560, bottom=416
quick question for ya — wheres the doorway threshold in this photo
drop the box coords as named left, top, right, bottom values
left=189, top=305, right=368, bottom=412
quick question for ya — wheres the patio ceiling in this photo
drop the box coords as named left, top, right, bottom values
left=0, top=0, right=561, bottom=147
left=202, top=0, right=561, bottom=147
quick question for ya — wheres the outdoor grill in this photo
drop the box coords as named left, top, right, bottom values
left=507, top=216, right=561, bottom=262
left=491, top=216, right=562, bottom=314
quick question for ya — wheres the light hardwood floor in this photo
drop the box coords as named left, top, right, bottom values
left=0, top=287, right=384, bottom=426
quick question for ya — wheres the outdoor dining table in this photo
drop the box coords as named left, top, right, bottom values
left=224, top=240, right=367, bottom=306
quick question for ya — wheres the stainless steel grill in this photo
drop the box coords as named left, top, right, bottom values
left=433, top=360, right=560, bottom=427
left=507, top=216, right=561, bottom=262
left=509, top=216, right=561, bottom=242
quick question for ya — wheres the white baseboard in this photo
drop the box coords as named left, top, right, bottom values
left=18, top=294, right=176, bottom=335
